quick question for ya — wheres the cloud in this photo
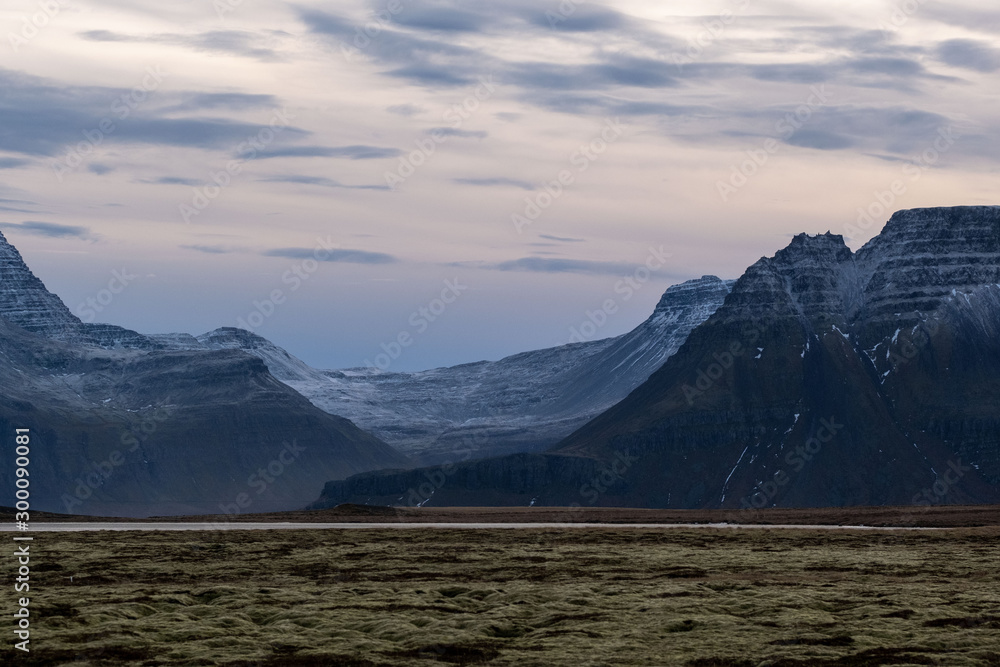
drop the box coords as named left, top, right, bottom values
left=0, top=68, right=307, bottom=157
left=387, top=104, right=425, bottom=116
left=140, top=176, right=203, bottom=186
left=258, top=175, right=390, bottom=190
left=1, top=220, right=94, bottom=240
left=490, top=257, right=645, bottom=276
left=262, top=247, right=397, bottom=264
left=523, top=5, right=628, bottom=32
left=923, top=6, right=1000, bottom=34
left=160, top=92, right=280, bottom=113
left=937, top=39, right=1000, bottom=72
left=709, top=105, right=965, bottom=157
left=428, top=127, right=488, bottom=139
left=0, top=157, right=30, bottom=169
left=847, top=56, right=926, bottom=78
left=180, top=244, right=237, bottom=254
left=0, top=198, right=39, bottom=213
left=506, top=58, right=679, bottom=92
left=252, top=145, right=403, bottom=159
left=87, top=163, right=114, bottom=175
left=785, top=129, right=854, bottom=150
left=539, top=234, right=585, bottom=242
left=79, top=29, right=287, bottom=62
left=383, top=65, right=477, bottom=86
left=453, top=177, right=534, bottom=190
left=391, top=6, right=488, bottom=33
left=79, top=29, right=128, bottom=42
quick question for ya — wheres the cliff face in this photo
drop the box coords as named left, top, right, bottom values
left=0, top=234, right=406, bottom=517
left=855, top=206, right=1000, bottom=332
left=314, top=207, right=1000, bottom=510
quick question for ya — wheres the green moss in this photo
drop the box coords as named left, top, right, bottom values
left=1, top=527, right=998, bottom=665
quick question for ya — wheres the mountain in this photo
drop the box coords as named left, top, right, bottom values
left=0, top=231, right=153, bottom=349
left=191, top=276, right=733, bottom=464
left=0, top=231, right=406, bottom=516
left=311, top=206, right=1000, bottom=510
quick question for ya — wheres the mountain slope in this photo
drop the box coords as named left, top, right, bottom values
left=195, top=276, right=733, bottom=464
left=0, top=233, right=406, bottom=516
left=312, top=207, right=1000, bottom=509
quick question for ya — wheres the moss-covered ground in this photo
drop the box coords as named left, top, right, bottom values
left=3, top=527, right=999, bottom=665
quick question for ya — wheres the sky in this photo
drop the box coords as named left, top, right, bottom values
left=1, top=0, right=998, bottom=371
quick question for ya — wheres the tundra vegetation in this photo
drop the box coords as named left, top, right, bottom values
left=3, top=526, right=999, bottom=665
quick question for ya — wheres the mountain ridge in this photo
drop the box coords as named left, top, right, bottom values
left=197, top=274, right=735, bottom=463
left=312, top=206, right=1000, bottom=510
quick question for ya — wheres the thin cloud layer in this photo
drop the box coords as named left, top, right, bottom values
left=1, top=221, right=95, bottom=240
left=263, top=247, right=397, bottom=264
left=492, top=257, right=648, bottom=276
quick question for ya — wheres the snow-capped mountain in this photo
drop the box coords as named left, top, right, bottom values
left=313, top=207, right=1000, bottom=509
left=189, top=276, right=733, bottom=464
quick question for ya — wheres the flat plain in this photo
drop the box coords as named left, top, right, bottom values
left=3, top=526, right=999, bottom=666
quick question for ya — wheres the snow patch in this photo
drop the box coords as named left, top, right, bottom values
left=720, top=445, right=749, bottom=504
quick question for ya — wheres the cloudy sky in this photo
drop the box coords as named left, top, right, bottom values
left=1, top=0, right=997, bottom=370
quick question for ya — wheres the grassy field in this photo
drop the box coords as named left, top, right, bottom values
left=3, top=527, right=999, bottom=666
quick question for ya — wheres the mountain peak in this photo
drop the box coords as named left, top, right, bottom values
left=775, top=231, right=851, bottom=266
left=0, top=231, right=156, bottom=349
left=856, top=205, right=1000, bottom=328
left=646, top=275, right=735, bottom=333
left=0, top=229, right=84, bottom=338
